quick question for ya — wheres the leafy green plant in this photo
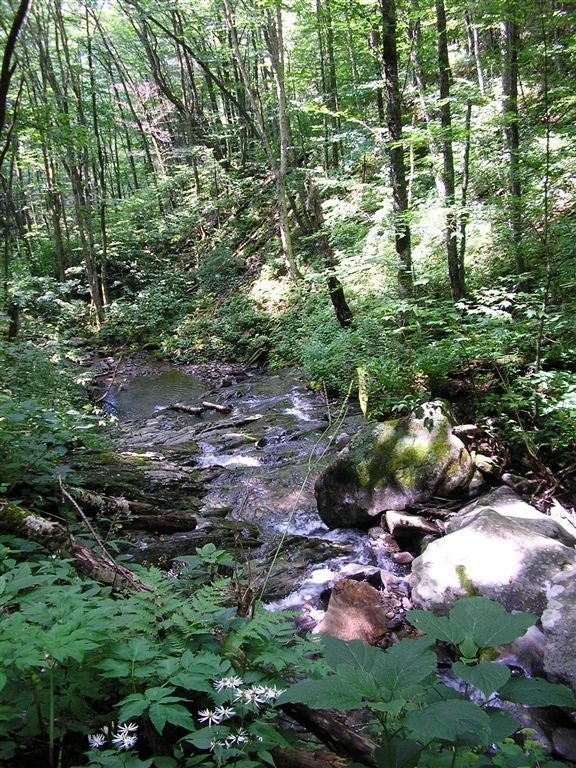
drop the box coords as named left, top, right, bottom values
left=278, top=597, right=574, bottom=768
left=0, top=538, right=312, bottom=767
left=0, top=342, right=103, bottom=499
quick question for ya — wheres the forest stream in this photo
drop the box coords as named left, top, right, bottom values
left=83, top=353, right=408, bottom=621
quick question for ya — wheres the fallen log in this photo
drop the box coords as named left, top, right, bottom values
left=281, top=704, right=377, bottom=767
left=274, top=746, right=351, bottom=767
left=167, top=402, right=204, bottom=415
left=202, top=400, right=233, bottom=414
left=0, top=497, right=149, bottom=592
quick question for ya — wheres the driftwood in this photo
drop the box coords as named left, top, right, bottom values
left=167, top=400, right=233, bottom=416
left=281, top=704, right=377, bottom=767
left=0, top=496, right=149, bottom=592
left=167, top=402, right=204, bottom=415
left=202, top=400, right=233, bottom=413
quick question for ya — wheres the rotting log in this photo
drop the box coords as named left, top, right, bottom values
left=0, top=497, right=149, bottom=592
left=281, top=704, right=377, bottom=767
left=274, top=746, right=351, bottom=767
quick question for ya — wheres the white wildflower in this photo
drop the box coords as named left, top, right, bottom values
left=87, top=732, right=106, bottom=749
left=197, top=708, right=222, bottom=726
left=214, top=705, right=235, bottom=721
left=234, top=728, right=249, bottom=744
left=111, top=732, right=138, bottom=751
left=116, top=722, right=138, bottom=736
left=213, top=674, right=243, bottom=692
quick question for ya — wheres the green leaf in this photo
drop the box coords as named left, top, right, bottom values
left=374, top=737, right=421, bottom=768
left=485, top=708, right=520, bottom=742
left=449, top=598, right=536, bottom=649
left=163, top=704, right=196, bottom=731
left=407, top=610, right=462, bottom=644
left=452, top=661, right=511, bottom=697
left=500, top=677, right=576, bottom=707
left=277, top=676, right=364, bottom=710
left=372, top=636, right=437, bottom=700
left=117, top=694, right=149, bottom=722
left=149, top=703, right=168, bottom=734
left=321, top=635, right=382, bottom=674
left=406, top=700, right=491, bottom=745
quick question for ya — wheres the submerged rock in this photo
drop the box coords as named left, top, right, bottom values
left=315, top=401, right=482, bottom=528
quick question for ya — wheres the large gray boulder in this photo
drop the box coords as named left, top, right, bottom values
left=410, top=488, right=576, bottom=614
left=542, top=566, right=576, bottom=692
left=315, top=401, right=482, bottom=529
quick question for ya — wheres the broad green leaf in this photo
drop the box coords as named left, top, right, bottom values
left=374, top=737, right=421, bottom=768
left=368, top=699, right=407, bottom=716
left=0, top=671, right=6, bottom=692
left=276, top=676, right=364, bottom=710
left=321, top=635, right=382, bottom=674
left=500, top=677, right=576, bottom=707
left=117, top=694, right=148, bottom=721
left=485, top=708, right=520, bottom=742
left=163, top=704, right=195, bottom=731
left=407, top=610, right=462, bottom=644
left=452, top=661, right=511, bottom=697
left=149, top=703, right=168, bottom=734
left=406, top=700, right=491, bottom=745
left=449, top=598, right=536, bottom=649
left=372, top=636, right=437, bottom=700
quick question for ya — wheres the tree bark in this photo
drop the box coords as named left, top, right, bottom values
left=380, top=0, right=413, bottom=296
left=435, top=0, right=465, bottom=299
left=501, top=1, right=525, bottom=275
left=0, top=0, right=30, bottom=170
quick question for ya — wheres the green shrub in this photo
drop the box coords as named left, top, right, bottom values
left=279, top=596, right=573, bottom=768
left=0, top=342, right=103, bottom=501
left=0, top=540, right=314, bottom=767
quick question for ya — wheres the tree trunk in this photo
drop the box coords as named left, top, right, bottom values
left=304, top=176, right=353, bottom=329
left=501, top=2, right=525, bottom=275
left=380, top=0, right=413, bottom=296
left=435, top=0, right=465, bottom=299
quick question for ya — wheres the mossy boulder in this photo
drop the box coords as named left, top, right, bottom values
left=315, top=401, right=482, bottom=529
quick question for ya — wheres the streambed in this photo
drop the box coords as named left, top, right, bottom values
left=91, top=358, right=407, bottom=614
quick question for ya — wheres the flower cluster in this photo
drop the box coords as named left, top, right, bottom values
left=88, top=722, right=138, bottom=751
left=210, top=728, right=254, bottom=751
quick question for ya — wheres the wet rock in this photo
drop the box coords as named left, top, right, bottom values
left=312, top=578, right=390, bottom=644
left=385, top=510, right=442, bottom=539
left=552, top=727, right=576, bottom=761
left=315, top=401, right=483, bottom=529
left=392, top=551, right=414, bottom=565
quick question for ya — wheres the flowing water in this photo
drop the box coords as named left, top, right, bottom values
left=106, top=365, right=405, bottom=612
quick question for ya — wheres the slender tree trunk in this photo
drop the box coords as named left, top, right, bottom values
left=409, top=13, right=445, bottom=197
left=223, top=0, right=301, bottom=281
left=465, top=8, right=485, bottom=95
left=435, top=0, right=465, bottom=299
left=305, top=177, right=353, bottom=329
left=380, top=0, right=413, bottom=296
left=0, top=0, right=30, bottom=172
left=501, top=1, right=525, bottom=275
